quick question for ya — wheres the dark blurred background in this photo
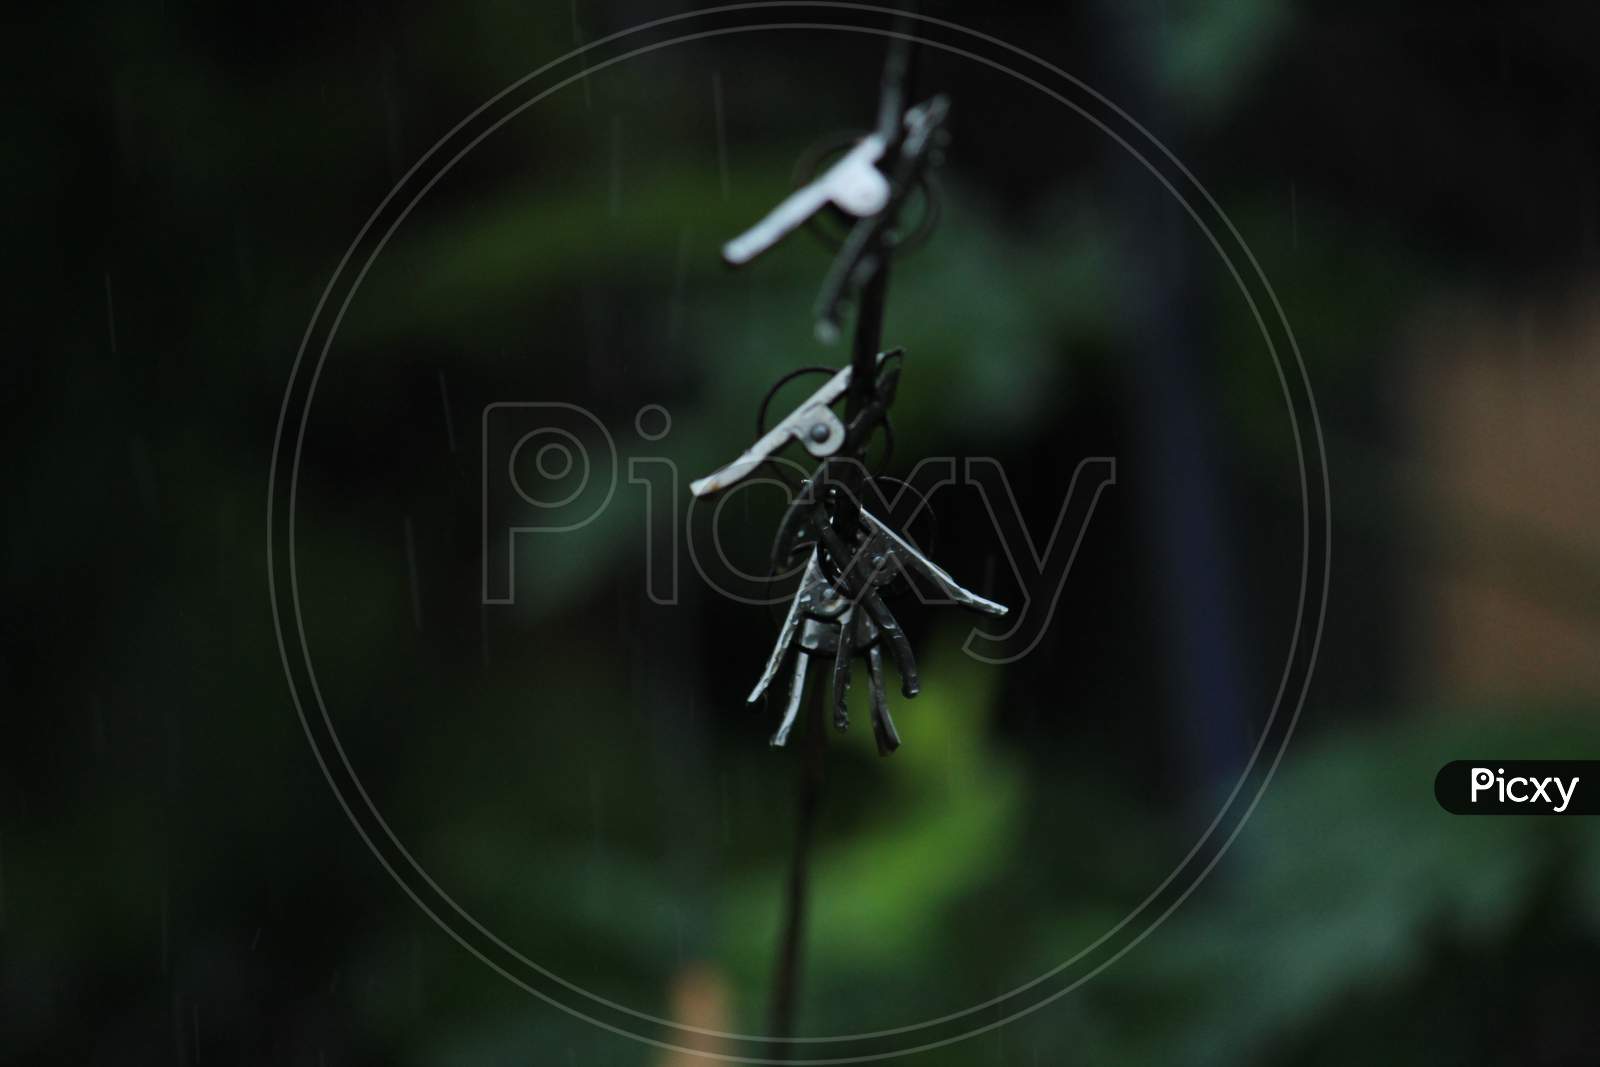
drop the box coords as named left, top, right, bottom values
left=6, top=2, right=1600, bottom=1064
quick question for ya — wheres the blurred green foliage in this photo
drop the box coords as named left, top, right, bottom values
left=8, top=3, right=1600, bottom=1066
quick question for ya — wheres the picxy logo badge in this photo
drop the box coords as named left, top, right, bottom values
left=1436, top=760, right=1595, bottom=815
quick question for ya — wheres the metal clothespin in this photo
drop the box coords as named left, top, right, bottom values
left=722, top=134, right=892, bottom=266
left=749, top=508, right=1008, bottom=754
left=688, top=350, right=897, bottom=497
left=748, top=545, right=903, bottom=753
left=855, top=509, right=1008, bottom=618
left=812, top=95, right=949, bottom=342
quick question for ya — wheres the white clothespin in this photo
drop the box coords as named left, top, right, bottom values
left=688, top=351, right=892, bottom=497
left=722, top=135, right=891, bottom=266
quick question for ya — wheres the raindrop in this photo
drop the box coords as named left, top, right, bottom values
left=404, top=516, right=423, bottom=632
left=130, top=436, right=159, bottom=521
left=712, top=71, right=730, bottom=200
left=437, top=370, right=457, bottom=453
left=91, top=696, right=106, bottom=759
left=1290, top=180, right=1299, bottom=250
left=217, top=495, right=231, bottom=593
left=160, top=881, right=169, bottom=975
left=165, top=707, right=179, bottom=790
left=411, top=934, right=424, bottom=1010
left=571, top=0, right=591, bottom=110
left=479, top=599, right=491, bottom=666
left=104, top=272, right=118, bottom=354
left=719, top=772, right=732, bottom=846
left=380, top=46, right=403, bottom=179
left=172, top=989, right=186, bottom=1067
left=609, top=115, right=623, bottom=219
left=669, top=226, right=693, bottom=342
left=234, top=223, right=256, bottom=295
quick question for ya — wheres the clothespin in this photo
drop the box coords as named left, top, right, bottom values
left=688, top=350, right=899, bottom=497
left=721, top=135, right=891, bottom=266
left=720, top=96, right=951, bottom=344
left=812, top=96, right=949, bottom=342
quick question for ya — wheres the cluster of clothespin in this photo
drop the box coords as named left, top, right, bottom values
left=690, top=43, right=1005, bottom=755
